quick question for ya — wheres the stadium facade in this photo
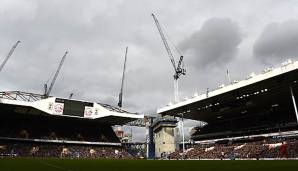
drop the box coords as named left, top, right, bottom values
left=158, top=59, right=298, bottom=143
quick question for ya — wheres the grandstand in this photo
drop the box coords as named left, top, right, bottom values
left=158, top=59, right=298, bottom=159
left=0, top=91, right=143, bottom=158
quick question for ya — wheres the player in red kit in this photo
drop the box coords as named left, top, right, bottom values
left=280, top=141, right=288, bottom=158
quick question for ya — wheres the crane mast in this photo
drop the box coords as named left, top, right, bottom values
left=152, top=13, right=186, bottom=102
left=118, top=47, right=128, bottom=108
left=0, top=40, right=21, bottom=73
left=45, top=51, right=68, bottom=97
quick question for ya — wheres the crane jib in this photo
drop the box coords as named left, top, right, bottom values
left=0, top=40, right=21, bottom=73
left=46, top=51, right=68, bottom=97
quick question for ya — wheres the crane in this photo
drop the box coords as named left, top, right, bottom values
left=152, top=13, right=186, bottom=103
left=118, top=47, right=128, bottom=108
left=68, top=93, right=74, bottom=99
left=0, top=40, right=21, bottom=73
left=44, top=51, right=68, bottom=97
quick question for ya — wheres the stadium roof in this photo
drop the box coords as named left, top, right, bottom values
left=0, top=91, right=143, bottom=125
left=157, top=59, right=298, bottom=123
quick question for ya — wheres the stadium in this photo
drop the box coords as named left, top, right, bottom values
left=1, top=60, right=298, bottom=171
left=1, top=32, right=298, bottom=171
left=1, top=2, right=298, bottom=170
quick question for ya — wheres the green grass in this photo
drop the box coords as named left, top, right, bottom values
left=0, top=158, right=298, bottom=171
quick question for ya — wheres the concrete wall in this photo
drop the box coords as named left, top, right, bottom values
left=154, top=126, right=176, bottom=158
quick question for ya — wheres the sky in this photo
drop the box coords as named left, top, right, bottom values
left=1, top=0, right=298, bottom=141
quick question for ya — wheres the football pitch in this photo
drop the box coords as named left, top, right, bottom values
left=0, top=158, right=298, bottom=171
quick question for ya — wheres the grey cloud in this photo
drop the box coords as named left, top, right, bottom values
left=253, top=20, right=298, bottom=64
left=180, top=18, right=241, bottom=69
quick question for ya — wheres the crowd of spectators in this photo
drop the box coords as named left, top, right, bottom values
left=170, top=138, right=298, bottom=160
left=0, top=142, right=134, bottom=159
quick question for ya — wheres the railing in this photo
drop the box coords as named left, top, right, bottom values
left=0, top=91, right=44, bottom=102
left=0, top=137, right=122, bottom=146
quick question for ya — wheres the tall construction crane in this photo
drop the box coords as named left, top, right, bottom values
left=0, top=40, right=21, bottom=73
left=152, top=13, right=186, bottom=103
left=118, top=47, right=128, bottom=108
left=44, top=51, right=68, bottom=97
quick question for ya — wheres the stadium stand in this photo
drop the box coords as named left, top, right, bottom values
left=0, top=112, right=119, bottom=142
left=169, top=137, right=298, bottom=160
left=0, top=140, right=134, bottom=159
left=158, top=60, right=298, bottom=160
left=0, top=111, right=138, bottom=159
left=0, top=92, right=143, bottom=159
left=158, top=60, right=298, bottom=142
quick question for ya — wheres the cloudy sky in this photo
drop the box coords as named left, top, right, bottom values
left=1, top=0, right=298, bottom=141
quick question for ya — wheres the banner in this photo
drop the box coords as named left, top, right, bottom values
left=53, top=103, right=64, bottom=115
